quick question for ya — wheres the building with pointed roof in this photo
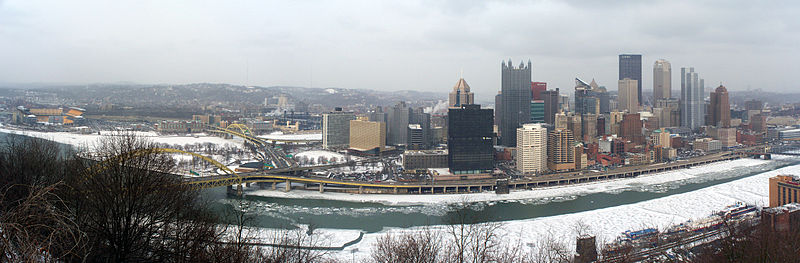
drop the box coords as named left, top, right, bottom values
left=449, top=78, right=474, bottom=108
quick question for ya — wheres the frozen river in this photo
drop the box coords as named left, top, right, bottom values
left=3, top=129, right=798, bottom=260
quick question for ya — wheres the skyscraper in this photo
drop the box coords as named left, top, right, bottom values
left=449, top=78, right=474, bottom=108
left=653, top=59, right=672, bottom=101
left=618, top=78, right=639, bottom=113
left=548, top=128, right=575, bottom=172
left=517, top=123, right=548, bottom=174
left=575, top=78, right=599, bottom=115
left=709, top=85, right=731, bottom=128
left=410, top=107, right=431, bottom=148
left=500, top=59, right=532, bottom=147
left=448, top=104, right=495, bottom=175
left=322, top=108, right=356, bottom=149
left=530, top=100, right=545, bottom=123
left=542, top=89, right=560, bottom=125
left=531, top=82, right=547, bottom=100
left=619, top=54, right=643, bottom=104
left=680, top=67, right=705, bottom=130
left=387, top=101, right=411, bottom=146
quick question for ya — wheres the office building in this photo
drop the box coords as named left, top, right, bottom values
left=494, top=91, right=502, bottom=127
left=618, top=78, right=639, bottom=113
left=681, top=67, right=705, bottom=130
left=500, top=59, right=532, bottom=147
left=349, top=120, right=386, bottom=154
left=387, top=101, right=411, bottom=146
left=517, top=123, right=548, bottom=174
left=581, top=114, right=598, bottom=143
left=448, top=104, right=495, bottom=175
left=650, top=128, right=671, bottom=148
left=531, top=82, right=547, bottom=100
left=653, top=59, right=672, bottom=101
left=769, top=175, right=800, bottom=207
left=449, top=78, right=474, bottom=108
left=621, top=113, right=644, bottom=145
left=745, top=99, right=764, bottom=111
left=709, top=85, right=731, bottom=128
left=548, top=128, right=575, bottom=172
left=531, top=100, right=545, bottom=123
left=322, top=108, right=356, bottom=149
left=619, top=54, right=642, bottom=103
left=410, top=108, right=431, bottom=148
left=751, top=114, right=767, bottom=133
left=568, top=114, right=583, bottom=143
left=542, top=89, right=560, bottom=125
left=575, top=78, right=608, bottom=115
left=402, top=150, right=448, bottom=170
left=407, top=124, right=425, bottom=150
left=654, top=98, right=680, bottom=128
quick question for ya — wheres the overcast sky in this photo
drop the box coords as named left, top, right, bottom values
left=1, top=0, right=798, bottom=101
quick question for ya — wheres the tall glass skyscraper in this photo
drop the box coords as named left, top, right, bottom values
left=500, top=59, right=532, bottom=147
left=448, top=104, right=495, bottom=175
left=619, top=54, right=642, bottom=104
left=680, top=67, right=705, bottom=130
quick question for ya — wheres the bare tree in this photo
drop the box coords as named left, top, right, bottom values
left=371, top=228, right=442, bottom=263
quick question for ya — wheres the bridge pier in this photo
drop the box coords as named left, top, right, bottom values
left=271, top=182, right=276, bottom=190
left=358, top=186, right=363, bottom=194
left=285, top=179, right=291, bottom=192
left=393, top=187, right=398, bottom=194
left=319, top=183, right=325, bottom=193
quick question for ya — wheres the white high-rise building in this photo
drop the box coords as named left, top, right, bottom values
left=517, top=123, right=548, bottom=174
left=322, top=109, right=356, bottom=149
left=618, top=78, right=639, bottom=113
left=680, top=67, right=705, bottom=130
left=653, top=59, right=672, bottom=101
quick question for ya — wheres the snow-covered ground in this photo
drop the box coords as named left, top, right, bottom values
left=255, top=155, right=799, bottom=261
left=259, top=131, right=321, bottom=141
left=0, top=127, right=241, bottom=150
left=247, top=158, right=769, bottom=205
left=294, top=150, right=348, bottom=163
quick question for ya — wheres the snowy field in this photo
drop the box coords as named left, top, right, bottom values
left=246, top=157, right=769, bottom=205
left=0, top=127, right=241, bottom=150
left=258, top=131, right=321, bottom=141
left=276, top=155, right=800, bottom=261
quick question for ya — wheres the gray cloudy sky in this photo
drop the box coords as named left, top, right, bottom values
left=1, top=0, right=798, bottom=101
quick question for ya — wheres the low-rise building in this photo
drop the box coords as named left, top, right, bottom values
left=402, top=150, right=448, bottom=170
left=693, top=138, right=722, bottom=152
left=761, top=203, right=800, bottom=233
left=769, top=175, right=800, bottom=207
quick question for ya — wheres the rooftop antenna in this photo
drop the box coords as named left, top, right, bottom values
left=460, top=68, right=463, bottom=79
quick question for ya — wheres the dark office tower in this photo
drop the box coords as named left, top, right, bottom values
left=387, top=101, right=411, bottom=146
left=448, top=104, right=495, bottom=175
left=531, top=82, right=547, bottom=100
left=500, top=59, right=532, bottom=147
left=709, top=85, right=731, bottom=128
left=619, top=54, right=643, bottom=104
left=542, top=89, right=560, bottom=125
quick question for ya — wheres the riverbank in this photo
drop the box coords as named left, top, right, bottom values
left=246, top=157, right=768, bottom=205
left=260, top=154, right=800, bottom=261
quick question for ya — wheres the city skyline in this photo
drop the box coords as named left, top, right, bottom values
left=0, top=1, right=798, bottom=102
